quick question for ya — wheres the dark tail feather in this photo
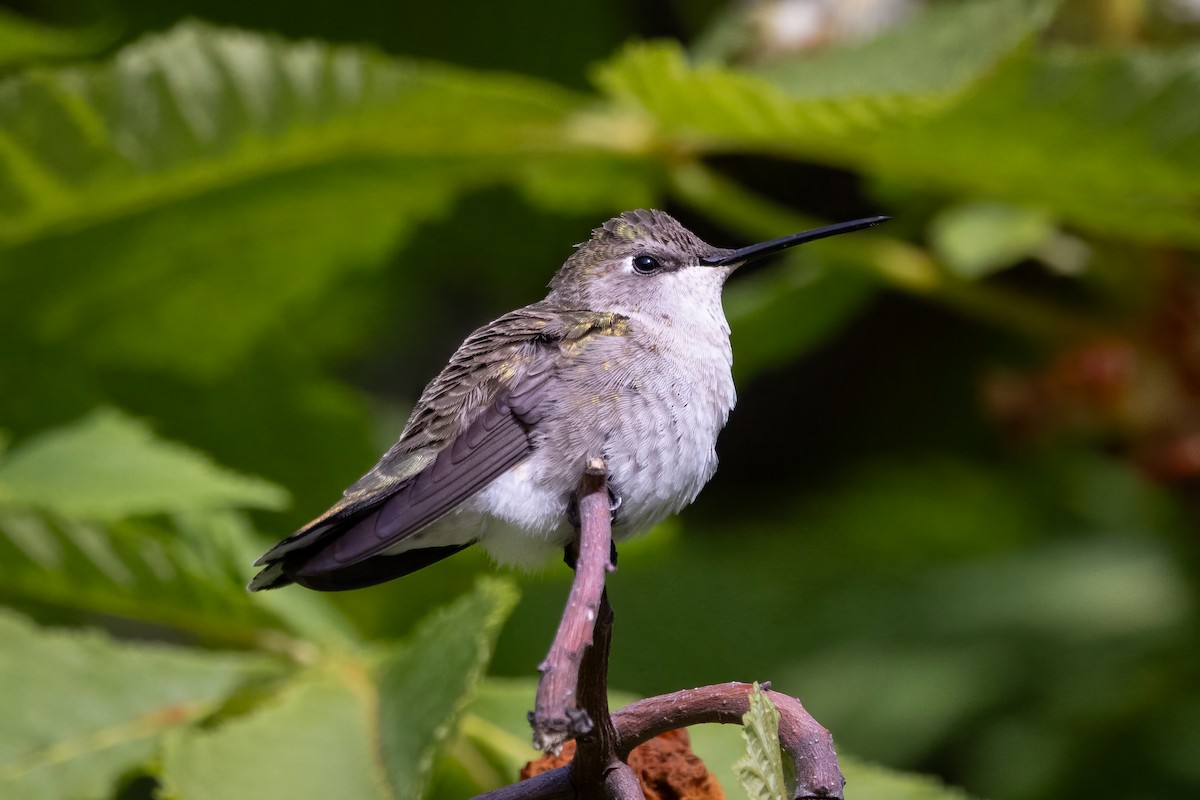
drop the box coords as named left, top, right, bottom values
left=249, top=543, right=472, bottom=592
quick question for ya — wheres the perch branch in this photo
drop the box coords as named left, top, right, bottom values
left=613, top=684, right=844, bottom=799
left=478, top=679, right=844, bottom=800
left=572, top=590, right=637, bottom=799
left=474, top=767, right=574, bottom=800
left=529, top=457, right=616, bottom=754
left=477, top=460, right=844, bottom=800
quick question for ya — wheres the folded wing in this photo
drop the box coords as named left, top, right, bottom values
left=248, top=306, right=625, bottom=592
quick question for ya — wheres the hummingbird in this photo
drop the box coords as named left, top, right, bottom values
left=249, top=209, right=887, bottom=592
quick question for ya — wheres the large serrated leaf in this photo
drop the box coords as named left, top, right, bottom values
left=758, top=0, right=1058, bottom=101
left=0, top=22, right=630, bottom=379
left=0, top=611, right=278, bottom=800
left=859, top=46, right=1200, bottom=246
left=0, top=407, right=287, bottom=519
left=0, top=507, right=352, bottom=647
left=161, top=579, right=519, bottom=800
left=160, top=671, right=389, bottom=800
left=594, top=6, right=1200, bottom=248
left=0, top=21, right=586, bottom=240
left=377, top=577, right=520, bottom=800
left=594, top=40, right=904, bottom=148
left=0, top=10, right=112, bottom=69
left=0, top=409, right=351, bottom=645
left=734, top=684, right=788, bottom=800
left=593, top=0, right=1058, bottom=151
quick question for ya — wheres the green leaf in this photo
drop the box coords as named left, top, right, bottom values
left=734, top=683, right=788, bottom=800
left=594, top=0, right=1058, bottom=150
left=0, top=10, right=113, bottom=69
left=439, top=679, right=542, bottom=796
left=929, top=202, right=1056, bottom=279
left=0, top=611, right=277, bottom=800
left=0, top=507, right=349, bottom=647
left=0, top=21, right=624, bottom=379
left=161, top=670, right=388, bottom=800
left=595, top=40, right=878, bottom=148
left=595, top=13, right=1200, bottom=249
left=758, top=0, right=1059, bottom=102
left=0, top=411, right=349, bottom=646
left=378, top=577, right=520, bottom=800
left=161, top=578, right=519, bottom=800
left=0, top=407, right=288, bottom=520
left=860, top=46, right=1200, bottom=247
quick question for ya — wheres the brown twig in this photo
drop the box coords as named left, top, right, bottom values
left=473, top=767, right=574, bottom=800
left=614, top=684, right=844, bottom=799
left=476, top=461, right=845, bottom=800
left=572, top=590, right=639, bottom=799
left=529, top=457, right=615, bottom=754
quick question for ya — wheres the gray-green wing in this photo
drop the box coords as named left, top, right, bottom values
left=249, top=305, right=628, bottom=591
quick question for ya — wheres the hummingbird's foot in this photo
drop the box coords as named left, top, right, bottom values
left=565, top=495, right=581, bottom=531
left=562, top=536, right=617, bottom=571
left=607, top=487, right=622, bottom=516
left=566, top=481, right=620, bottom=527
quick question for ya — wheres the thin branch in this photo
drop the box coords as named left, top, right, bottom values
left=479, top=679, right=844, bottom=800
left=572, top=590, right=641, bottom=799
left=614, top=684, right=844, bottom=800
left=473, top=767, right=574, bottom=800
left=529, top=457, right=615, bottom=753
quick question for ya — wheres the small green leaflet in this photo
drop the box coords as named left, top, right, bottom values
left=734, top=683, right=788, bottom=800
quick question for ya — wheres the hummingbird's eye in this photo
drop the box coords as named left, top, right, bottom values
left=632, top=254, right=661, bottom=274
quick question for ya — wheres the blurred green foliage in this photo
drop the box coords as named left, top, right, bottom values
left=1, top=1, right=1198, bottom=799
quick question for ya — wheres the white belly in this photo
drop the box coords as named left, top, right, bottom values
left=469, top=312, right=736, bottom=567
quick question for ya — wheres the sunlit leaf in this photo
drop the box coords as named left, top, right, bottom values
left=0, top=611, right=278, bottom=800
left=0, top=407, right=287, bottom=520
left=163, top=578, right=519, bottom=800
left=378, top=577, right=520, bottom=800
left=595, top=40, right=893, bottom=148
left=594, top=13, right=1200, bottom=248
left=161, top=670, right=387, bottom=800
left=0, top=409, right=350, bottom=646
left=862, top=47, right=1200, bottom=247
left=0, top=10, right=113, bottom=69
left=434, top=681, right=541, bottom=797
left=759, top=0, right=1059, bottom=102
left=0, top=21, right=630, bottom=379
left=0, top=507, right=350, bottom=647
left=594, top=0, right=1058, bottom=150
left=929, top=202, right=1056, bottom=278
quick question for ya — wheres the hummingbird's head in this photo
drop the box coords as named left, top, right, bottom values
left=548, top=209, right=724, bottom=314
left=547, top=209, right=888, bottom=318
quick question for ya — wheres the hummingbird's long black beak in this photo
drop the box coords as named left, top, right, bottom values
left=699, top=215, right=890, bottom=267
